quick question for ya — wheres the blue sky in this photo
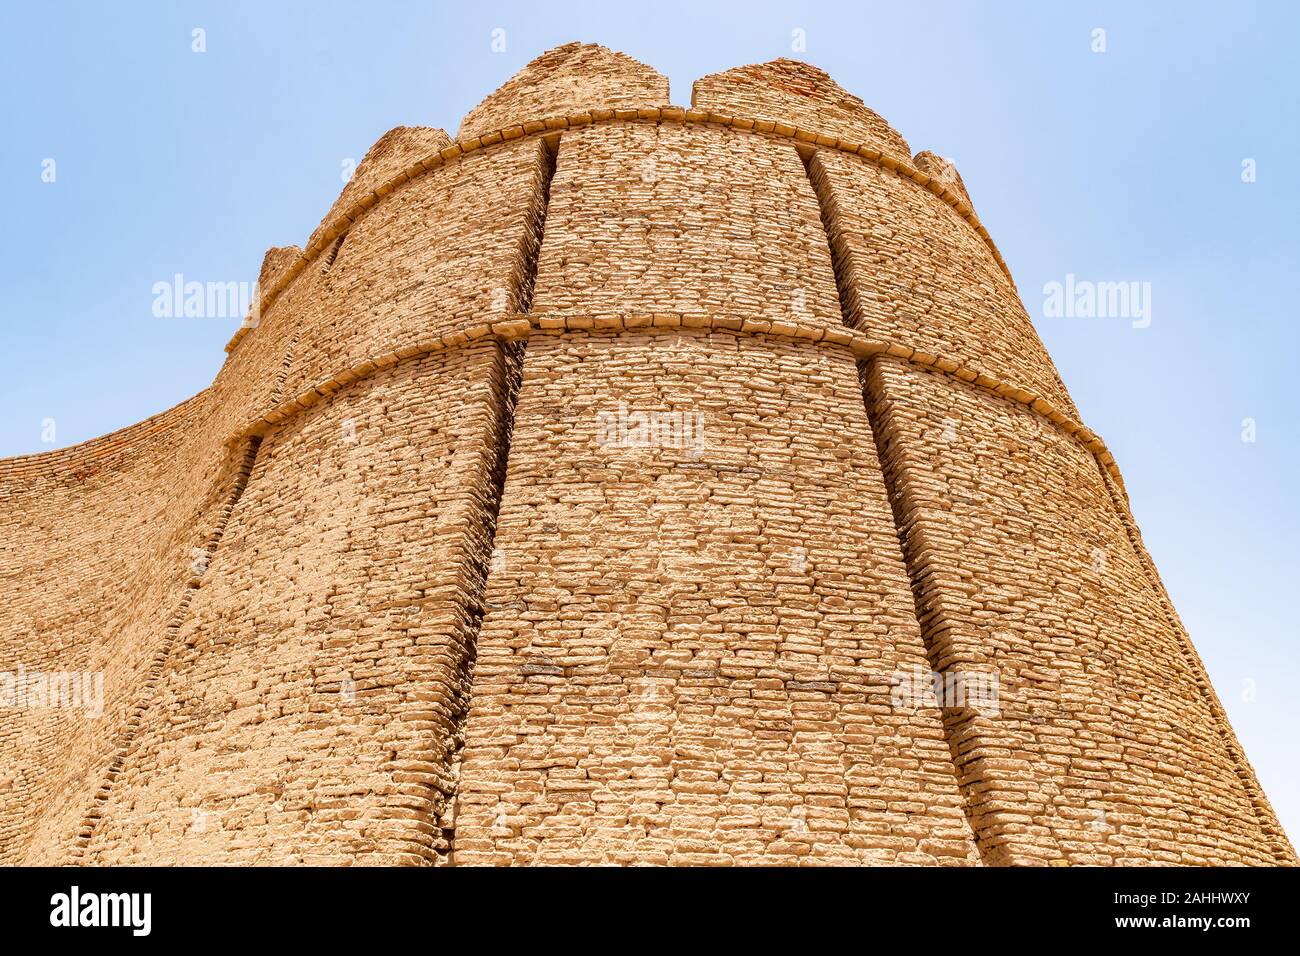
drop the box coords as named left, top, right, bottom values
left=2, top=1, right=1297, bottom=846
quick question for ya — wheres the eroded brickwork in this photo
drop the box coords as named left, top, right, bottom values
left=81, top=345, right=516, bottom=864
left=808, top=149, right=1076, bottom=415
left=534, top=124, right=841, bottom=331
left=863, top=358, right=1290, bottom=865
left=307, top=126, right=453, bottom=254
left=285, top=138, right=552, bottom=398
left=692, top=58, right=912, bottom=160
left=455, top=331, right=979, bottom=865
left=0, top=396, right=228, bottom=864
left=0, top=43, right=1290, bottom=866
left=456, top=43, right=670, bottom=141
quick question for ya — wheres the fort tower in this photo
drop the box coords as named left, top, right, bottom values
left=1, top=44, right=1291, bottom=866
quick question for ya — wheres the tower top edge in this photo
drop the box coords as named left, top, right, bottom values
left=455, top=41, right=911, bottom=158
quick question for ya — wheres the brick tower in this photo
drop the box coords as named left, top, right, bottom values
left=0, top=44, right=1292, bottom=866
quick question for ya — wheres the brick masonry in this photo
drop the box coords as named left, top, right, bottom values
left=0, top=43, right=1291, bottom=866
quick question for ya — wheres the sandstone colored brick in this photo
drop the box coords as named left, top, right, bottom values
left=0, top=43, right=1290, bottom=867
left=692, top=59, right=911, bottom=159
left=457, top=42, right=670, bottom=141
left=455, top=331, right=979, bottom=865
left=306, top=125, right=453, bottom=254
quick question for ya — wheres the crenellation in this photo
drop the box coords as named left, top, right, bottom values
left=912, top=151, right=972, bottom=209
left=456, top=42, right=670, bottom=142
left=307, top=126, right=453, bottom=254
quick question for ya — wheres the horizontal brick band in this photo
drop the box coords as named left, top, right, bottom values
left=2, top=312, right=1123, bottom=502
left=223, top=106, right=1016, bottom=354
left=225, top=312, right=1127, bottom=499
left=65, top=436, right=263, bottom=863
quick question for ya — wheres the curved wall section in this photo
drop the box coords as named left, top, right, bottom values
left=863, top=357, right=1289, bottom=865
left=306, top=126, right=453, bottom=255
left=0, top=391, right=244, bottom=864
left=456, top=42, right=670, bottom=141
left=808, top=148, right=1077, bottom=416
left=80, top=344, right=517, bottom=865
left=456, top=330, right=980, bottom=865
left=912, top=150, right=973, bottom=209
left=692, top=59, right=912, bottom=160
left=280, top=137, right=552, bottom=401
left=532, top=124, right=843, bottom=331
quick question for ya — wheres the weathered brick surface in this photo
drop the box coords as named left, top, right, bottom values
left=692, top=59, right=911, bottom=159
left=257, top=244, right=303, bottom=296
left=455, top=331, right=978, bottom=865
left=0, top=43, right=1290, bottom=866
left=306, top=126, right=453, bottom=254
left=810, top=149, right=1076, bottom=415
left=457, top=42, right=670, bottom=141
left=282, top=138, right=551, bottom=398
left=81, top=344, right=516, bottom=865
left=534, top=125, right=842, bottom=332
left=0, top=384, right=268, bottom=864
left=863, top=357, right=1292, bottom=865
left=911, top=151, right=973, bottom=209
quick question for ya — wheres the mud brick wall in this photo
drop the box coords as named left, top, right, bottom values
left=808, top=149, right=1076, bottom=416
left=0, top=380, right=285, bottom=863
left=863, top=357, right=1292, bottom=866
left=0, top=270, right=317, bottom=867
left=81, top=344, right=516, bottom=865
left=306, top=126, right=452, bottom=253
left=692, top=59, right=912, bottom=160
left=455, top=330, right=979, bottom=865
left=0, top=42, right=1290, bottom=866
left=0, top=396, right=225, bottom=864
left=533, top=123, right=842, bottom=331
left=456, top=42, right=670, bottom=141
left=283, top=137, right=552, bottom=399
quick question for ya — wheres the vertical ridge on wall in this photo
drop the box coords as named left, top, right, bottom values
left=62, top=436, right=263, bottom=865
left=798, top=147, right=858, bottom=330
left=1094, top=463, right=1296, bottom=865
left=448, top=126, right=985, bottom=865
left=438, top=132, right=558, bottom=865
left=800, top=131, right=1293, bottom=862
left=798, top=144, right=998, bottom=865
left=509, top=135, right=558, bottom=316
left=858, top=362, right=1035, bottom=866
left=269, top=330, right=301, bottom=407
left=59, top=132, right=563, bottom=867
left=437, top=341, right=523, bottom=864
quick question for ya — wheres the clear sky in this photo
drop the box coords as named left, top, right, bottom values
left=2, top=1, right=1296, bottom=846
